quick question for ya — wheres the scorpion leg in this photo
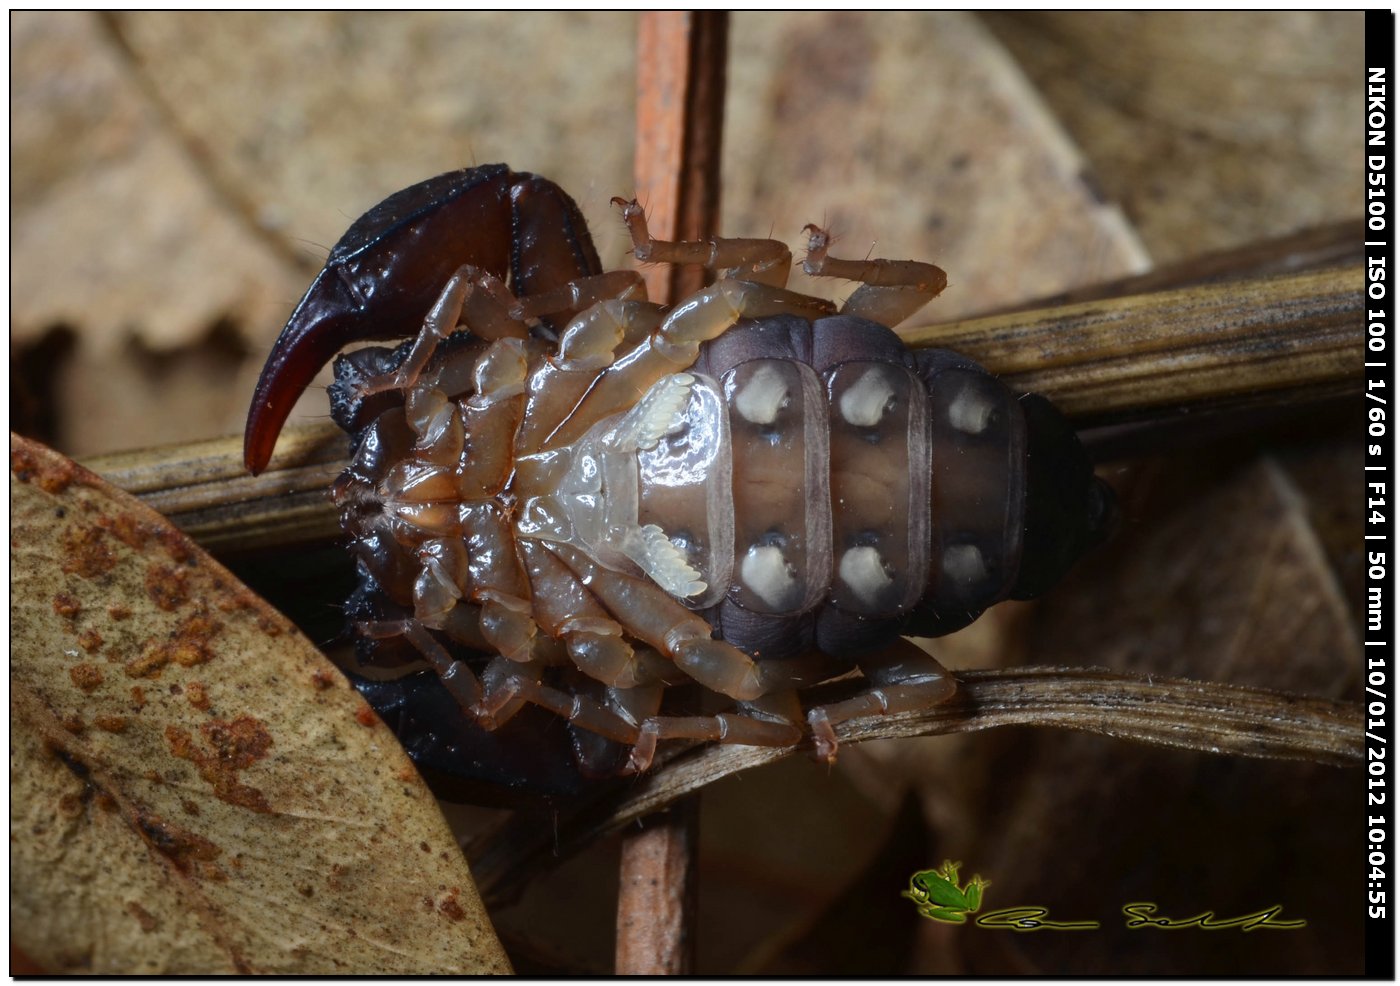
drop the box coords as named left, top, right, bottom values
left=802, top=225, right=948, bottom=329
left=538, top=198, right=839, bottom=449
left=517, top=298, right=666, bottom=452
left=456, top=503, right=538, bottom=664
left=363, top=611, right=634, bottom=743
left=546, top=276, right=835, bottom=449
left=615, top=197, right=794, bottom=288
left=357, top=618, right=484, bottom=712
left=474, top=653, right=638, bottom=740
left=357, top=266, right=533, bottom=401
left=624, top=712, right=803, bottom=774
left=546, top=542, right=836, bottom=702
left=804, top=638, right=956, bottom=765
left=509, top=269, right=648, bottom=320
left=402, top=520, right=569, bottom=739
left=378, top=333, right=536, bottom=678
left=518, top=538, right=686, bottom=690
left=455, top=338, right=528, bottom=498
left=623, top=690, right=806, bottom=774
left=397, top=323, right=539, bottom=665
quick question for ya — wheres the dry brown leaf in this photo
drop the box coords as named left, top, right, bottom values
left=984, top=11, right=1365, bottom=262
left=724, top=11, right=1150, bottom=318
left=10, top=11, right=308, bottom=457
left=9, top=434, right=510, bottom=975
left=10, top=12, right=300, bottom=356
left=109, top=10, right=639, bottom=283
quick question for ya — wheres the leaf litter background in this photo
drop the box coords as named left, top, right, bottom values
left=10, top=11, right=1366, bottom=975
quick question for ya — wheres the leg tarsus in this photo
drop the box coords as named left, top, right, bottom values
left=613, top=197, right=794, bottom=288
left=802, top=224, right=948, bottom=329
left=472, top=662, right=525, bottom=730
left=625, top=720, right=662, bottom=774
left=803, top=639, right=957, bottom=764
left=357, top=266, right=531, bottom=400
left=807, top=707, right=841, bottom=766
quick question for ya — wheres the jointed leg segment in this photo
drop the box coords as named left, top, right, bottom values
left=802, top=225, right=948, bottom=329
left=805, top=639, right=956, bottom=764
left=353, top=197, right=960, bottom=774
left=615, top=197, right=794, bottom=288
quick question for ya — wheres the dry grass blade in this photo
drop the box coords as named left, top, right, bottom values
left=83, top=423, right=346, bottom=555
left=616, top=11, right=728, bottom=975
left=469, top=666, right=1360, bottom=904
left=998, top=218, right=1363, bottom=311
left=905, top=263, right=1361, bottom=422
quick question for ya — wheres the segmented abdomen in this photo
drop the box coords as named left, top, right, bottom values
left=328, top=311, right=1036, bottom=668
left=684, top=313, right=1026, bottom=660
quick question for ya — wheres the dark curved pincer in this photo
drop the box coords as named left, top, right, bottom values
left=243, top=164, right=602, bottom=474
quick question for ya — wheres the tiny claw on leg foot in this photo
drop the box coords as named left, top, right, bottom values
left=472, top=678, right=522, bottom=731
left=623, top=721, right=661, bottom=775
left=801, top=223, right=833, bottom=272
left=807, top=707, right=840, bottom=766
left=611, top=196, right=656, bottom=262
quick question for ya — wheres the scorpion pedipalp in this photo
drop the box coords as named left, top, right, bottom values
left=244, top=165, right=602, bottom=474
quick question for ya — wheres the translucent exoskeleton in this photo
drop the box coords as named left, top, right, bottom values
left=245, top=165, right=1115, bottom=790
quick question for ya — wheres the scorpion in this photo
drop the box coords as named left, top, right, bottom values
left=245, top=164, right=1114, bottom=788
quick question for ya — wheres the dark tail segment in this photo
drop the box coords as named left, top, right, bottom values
left=904, top=348, right=1113, bottom=636
left=1010, top=394, right=1116, bottom=600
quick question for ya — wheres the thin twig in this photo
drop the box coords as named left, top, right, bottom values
left=469, top=666, right=1361, bottom=907
left=615, top=11, right=729, bottom=976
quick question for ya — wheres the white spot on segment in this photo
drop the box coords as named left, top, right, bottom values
left=624, top=523, right=706, bottom=599
left=838, top=546, right=895, bottom=607
left=740, top=544, right=799, bottom=609
left=734, top=363, right=789, bottom=425
left=942, top=543, right=988, bottom=585
left=608, top=373, right=694, bottom=451
left=947, top=386, right=996, bottom=434
left=839, top=367, right=896, bottom=427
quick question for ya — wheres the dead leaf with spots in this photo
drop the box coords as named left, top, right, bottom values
left=9, top=433, right=511, bottom=975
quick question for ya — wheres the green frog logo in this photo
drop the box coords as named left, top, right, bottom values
left=902, top=860, right=990, bottom=924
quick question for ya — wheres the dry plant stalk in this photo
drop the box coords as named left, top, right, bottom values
left=468, top=666, right=1361, bottom=905
left=614, top=11, right=729, bottom=975
left=905, top=263, right=1361, bottom=422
